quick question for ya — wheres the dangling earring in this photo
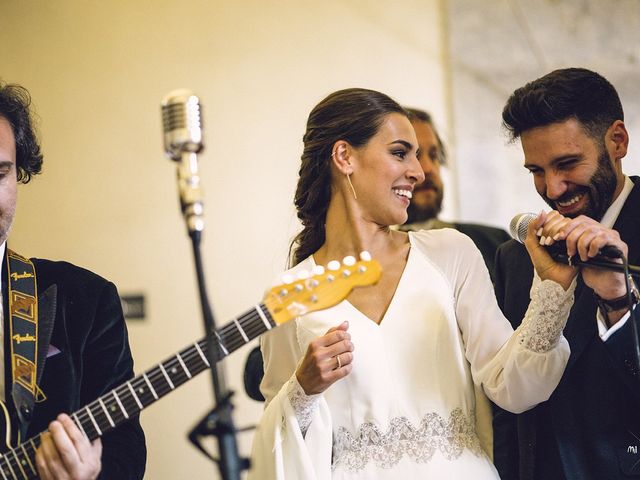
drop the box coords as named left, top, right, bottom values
left=346, top=172, right=358, bottom=200
left=332, top=149, right=357, bottom=200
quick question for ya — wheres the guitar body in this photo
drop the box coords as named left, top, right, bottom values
left=0, top=401, right=15, bottom=453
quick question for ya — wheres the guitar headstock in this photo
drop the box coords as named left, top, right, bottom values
left=264, top=252, right=381, bottom=326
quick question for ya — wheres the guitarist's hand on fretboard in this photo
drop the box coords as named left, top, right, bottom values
left=36, top=414, right=101, bottom=480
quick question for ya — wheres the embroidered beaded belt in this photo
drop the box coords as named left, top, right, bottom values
left=332, top=408, right=483, bottom=472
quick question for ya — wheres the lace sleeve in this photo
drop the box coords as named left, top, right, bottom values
left=285, top=375, right=321, bottom=436
left=517, top=278, right=576, bottom=353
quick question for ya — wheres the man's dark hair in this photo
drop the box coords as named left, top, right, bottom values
left=0, top=82, right=43, bottom=183
left=405, top=107, right=447, bottom=165
left=502, top=68, right=623, bottom=142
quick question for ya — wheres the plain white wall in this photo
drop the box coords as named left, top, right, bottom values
left=0, top=1, right=448, bottom=477
left=446, top=0, right=640, bottom=229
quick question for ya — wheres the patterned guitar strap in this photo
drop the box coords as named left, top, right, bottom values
left=5, top=248, right=46, bottom=445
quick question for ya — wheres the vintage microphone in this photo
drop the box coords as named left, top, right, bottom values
left=162, top=89, right=205, bottom=235
left=162, top=89, right=247, bottom=480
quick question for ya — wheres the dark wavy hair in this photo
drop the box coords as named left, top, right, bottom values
left=289, top=88, right=406, bottom=266
left=0, top=82, right=43, bottom=183
left=502, top=68, right=623, bottom=142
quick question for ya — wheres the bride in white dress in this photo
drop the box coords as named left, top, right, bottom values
left=248, top=88, right=581, bottom=479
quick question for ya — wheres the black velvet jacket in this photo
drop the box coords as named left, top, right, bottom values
left=4, top=257, right=146, bottom=479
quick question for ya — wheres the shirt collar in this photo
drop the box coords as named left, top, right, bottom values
left=599, top=175, right=633, bottom=228
left=0, top=241, right=5, bottom=293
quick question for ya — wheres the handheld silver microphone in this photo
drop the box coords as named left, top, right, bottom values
left=509, top=213, right=536, bottom=244
left=162, top=89, right=205, bottom=234
left=509, top=212, right=622, bottom=259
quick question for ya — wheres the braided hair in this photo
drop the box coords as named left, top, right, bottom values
left=290, top=88, right=405, bottom=266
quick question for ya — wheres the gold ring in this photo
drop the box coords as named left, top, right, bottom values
left=336, top=354, right=342, bottom=369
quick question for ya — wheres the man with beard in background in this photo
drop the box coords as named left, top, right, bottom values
left=493, top=67, right=640, bottom=480
left=399, top=108, right=509, bottom=282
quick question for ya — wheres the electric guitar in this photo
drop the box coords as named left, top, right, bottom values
left=0, top=255, right=381, bottom=479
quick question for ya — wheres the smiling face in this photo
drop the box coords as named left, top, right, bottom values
left=0, top=117, right=18, bottom=244
left=407, top=119, right=444, bottom=223
left=348, top=113, right=425, bottom=226
left=521, top=118, right=624, bottom=220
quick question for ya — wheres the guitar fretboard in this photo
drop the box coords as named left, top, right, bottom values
left=0, top=303, right=275, bottom=480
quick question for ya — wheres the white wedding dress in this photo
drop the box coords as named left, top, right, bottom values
left=249, top=229, right=573, bottom=479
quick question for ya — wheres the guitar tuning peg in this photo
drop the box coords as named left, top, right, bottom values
left=359, top=251, right=372, bottom=261
left=312, top=265, right=325, bottom=275
left=327, top=260, right=340, bottom=271
left=297, top=270, right=310, bottom=280
left=281, top=273, right=294, bottom=284
left=342, top=255, right=356, bottom=266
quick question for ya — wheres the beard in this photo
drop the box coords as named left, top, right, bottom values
left=0, top=204, right=15, bottom=245
left=542, top=149, right=617, bottom=221
left=406, top=182, right=443, bottom=224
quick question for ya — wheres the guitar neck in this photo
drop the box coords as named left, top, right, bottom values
left=0, top=303, right=275, bottom=479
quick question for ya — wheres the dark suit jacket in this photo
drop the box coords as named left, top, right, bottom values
left=4, top=257, right=146, bottom=479
left=493, top=176, right=640, bottom=480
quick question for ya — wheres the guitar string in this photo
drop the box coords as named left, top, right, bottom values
left=71, top=307, right=274, bottom=433
left=77, top=347, right=260, bottom=432
left=3, top=434, right=38, bottom=478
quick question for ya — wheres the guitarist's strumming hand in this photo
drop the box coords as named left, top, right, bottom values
left=296, top=321, right=354, bottom=395
left=35, top=414, right=102, bottom=480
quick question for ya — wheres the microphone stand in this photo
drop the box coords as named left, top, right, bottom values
left=186, top=228, right=249, bottom=480
left=174, top=152, right=249, bottom=479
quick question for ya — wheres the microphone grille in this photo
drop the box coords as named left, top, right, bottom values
left=161, top=89, right=203, bottom=160
left=509, top=213, right=537, bottom=243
